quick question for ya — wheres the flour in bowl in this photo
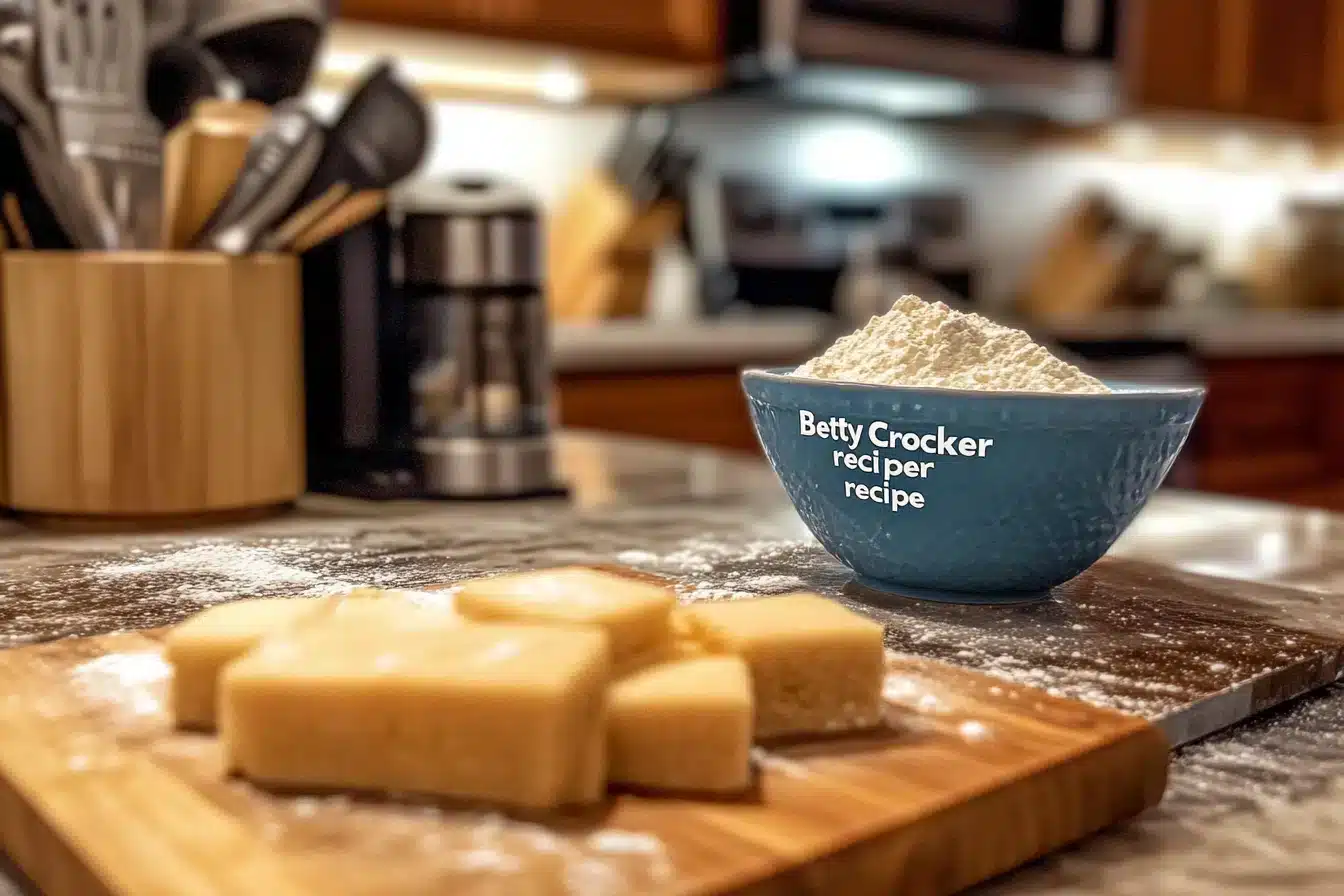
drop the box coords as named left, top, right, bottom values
left=795, top=295, right=1110, bottom=394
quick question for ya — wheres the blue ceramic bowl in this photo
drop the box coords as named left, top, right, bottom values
left=742, top=368, right=1205, bottom=601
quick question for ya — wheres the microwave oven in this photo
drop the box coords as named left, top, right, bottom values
left=728, top=0, right=1119, bottom=117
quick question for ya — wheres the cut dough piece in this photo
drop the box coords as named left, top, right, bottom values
left=609, top=657, right=753, bottom=794
left=614, top=631, right=708, bottom=679
left=567, top=707, right=607, bottom=806
left=669, top=608, right=695, bottom=640
left=669, top=609, right=706, bottom=660
left=166, top=597, right=334, bottom=730
left=340, top=587, right=394, bottom=598
left=221, top=623, right=611, bottom=810
left=456, top=566, right=675, bottom=659
left=320, top=591, right=463, bottom=632
left=683, top=593, right=885, bottom=738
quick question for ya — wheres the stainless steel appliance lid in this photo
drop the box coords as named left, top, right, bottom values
left=398, top=176, right=541, bottom=288
left=396, top=175, right=535, bottom=216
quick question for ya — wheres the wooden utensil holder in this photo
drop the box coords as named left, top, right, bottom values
left=1, top=252, right=305, bottom=528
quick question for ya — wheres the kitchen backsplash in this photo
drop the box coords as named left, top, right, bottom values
left=307, top=89, right=1335, bottom=309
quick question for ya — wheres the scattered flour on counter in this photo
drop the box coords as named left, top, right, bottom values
left=617, top=540, right=809, bottom=571
left=388, top=587, right=460, bottom=612
left=615, top=540, right=814, bottom=601
left=613, top=549, right=660, bottom=566
left=96, top=544, right=334, bottom=592
left=617, top=539, right=813, bottom=577
left=91, top=542, right=356, bottom=606
left=794, top=294, right=1110, bottom=394
left=675, top=573, right=809, bottom=602
left=733, top=573, right=806, bottom=591
left=890, top=612, right=1219, bottom=717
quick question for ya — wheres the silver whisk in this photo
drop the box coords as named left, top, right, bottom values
left=35, top=0, right=161, bottom=248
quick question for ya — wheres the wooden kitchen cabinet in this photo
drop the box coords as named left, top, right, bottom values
left=1124, top=0, right=1340, bottom=123
left=339, top=0, right=723, bottom=62
left=1123, top=0, right=1228, bottom=113
left=557, top=369, right=762, bottom=455
left=1239, top=0, right=1332, bottom=121
left=1191, top=355, right=1344, bottom=510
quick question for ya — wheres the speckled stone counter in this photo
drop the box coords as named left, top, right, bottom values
left=2, top=433, right=1343, bottom=894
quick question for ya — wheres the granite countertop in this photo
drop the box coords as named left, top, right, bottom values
left=550, top=313, right=832, bottom=373
left=3, top=433, right=1344, bottom=894
left=548, top=308, right=1344, bottom=373
left=1031, top=306, right=1344, bottom=357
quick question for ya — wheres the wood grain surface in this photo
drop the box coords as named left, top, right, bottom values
left=338, top=0, right=722, bottom=63
left=0, top=630, right=1168, bottom=896
left=1, top=253, right=305, bottom=522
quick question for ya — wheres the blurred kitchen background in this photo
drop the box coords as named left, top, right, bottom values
left=313, top=0, right=1344, bottom=511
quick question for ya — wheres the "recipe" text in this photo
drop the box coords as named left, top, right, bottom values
left=797, top=409, right=998, bottom=513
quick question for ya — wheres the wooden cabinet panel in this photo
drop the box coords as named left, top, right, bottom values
left=1191, top=355, right=1344, bottom=506
left=557, top=370, right=761, bottom=455
left=1318, top=361, right=1344, bottom=475
left=1198, top=450, right=1325, bottom=494
left=1123, top=0, right=1228, bottom=112
left=339, top=0, right=722, bottom=62
left=1124, top=0, right=1337, bottom=122
left=1198, top=358, right=1319, bottom=454
left=1240, top=0, right=1331, bottom=121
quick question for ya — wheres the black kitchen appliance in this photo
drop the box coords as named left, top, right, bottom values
left=786, top=0, right=1118, bottom=61
left=301, top=176, right=565, bottom=501
left=400, top=176, right=563, bottom=499
left=301, top=207, right=422, bottom=499
left=686, top=170, right=976, bottom=315
left=723, top=0, right=1119, bottom=121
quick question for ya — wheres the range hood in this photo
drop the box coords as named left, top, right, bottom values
left=723, top=1, right=1120, bottom=123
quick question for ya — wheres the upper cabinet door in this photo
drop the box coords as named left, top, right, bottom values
left=1238, top=0, right=1331, bottom=122
left=1124, top=0, right=1337, bottom=122
left=1123, top=0, right=1228, bottom=113
left=338, top=0, right=724, bottom=62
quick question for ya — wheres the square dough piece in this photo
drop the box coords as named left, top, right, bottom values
left=165, top=597, right=333, bottom=730
left=609, top=657, right=753, bottom=794
left=614, top=629, right=707, bottom=678
left=456, top=566, right=676, bottom=660
left=221, top=623, right=611, bottom=810
left=320, top=592, right=462, bottom=632
left=684, top=593, right=885, bottom=738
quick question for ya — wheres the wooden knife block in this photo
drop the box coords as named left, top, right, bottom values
left=160, top=99, right=271, bottom=250
left=1017, top=194, right=1135, bottom=319
left=0, top=252, right=305, bottom=528
left=547, top=170, right=683, bottom=321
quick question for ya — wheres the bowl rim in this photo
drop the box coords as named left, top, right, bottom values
left=742, top=366, right=1207, bottom=401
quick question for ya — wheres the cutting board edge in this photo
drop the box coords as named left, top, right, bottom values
left=725, top=718, right=1170, bottom=895
left=0, top=769, right=115, bottom=896
left=0, top=632, right=309, bottom=896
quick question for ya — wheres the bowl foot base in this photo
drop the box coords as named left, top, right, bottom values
left=848, top=574, right=1051, bottom=606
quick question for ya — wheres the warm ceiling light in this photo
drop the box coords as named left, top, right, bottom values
left=537, top=59, right=588, bottom=104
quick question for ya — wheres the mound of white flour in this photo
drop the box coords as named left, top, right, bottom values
left=795, top=295, right=1109, bottom=394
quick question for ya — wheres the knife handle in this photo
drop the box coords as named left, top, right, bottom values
left=193, top=103, right=326, bottom=253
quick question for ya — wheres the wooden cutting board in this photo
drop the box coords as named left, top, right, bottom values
left=0, top=630, right=1167, bottom=896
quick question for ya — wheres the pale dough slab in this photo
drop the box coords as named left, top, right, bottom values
left=684, top=593, right=886, bottom=738
left=221, top=622, right=611, bottom=809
